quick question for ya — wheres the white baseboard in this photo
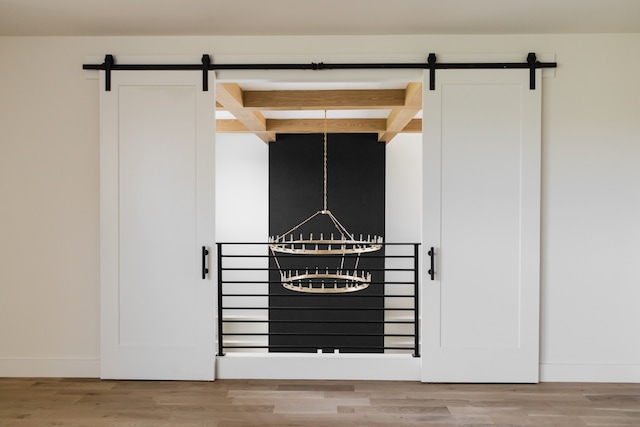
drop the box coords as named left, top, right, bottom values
left=216, top=353, right=421, bottom=381
left=4, top=358, right=637, bottom=383
left=540, top=363, right=640, bottom=383
left=0, top=358, right=100, bottom=378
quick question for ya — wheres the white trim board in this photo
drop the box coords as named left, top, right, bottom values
left=219, top=357, right=640, bottom=383
left=216, top=354, right=421, bottom=381
left=540, top=363, right=640, bottom=383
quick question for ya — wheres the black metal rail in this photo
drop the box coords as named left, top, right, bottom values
left=83, top=53, right=556, bottom=91
left=217, top=242, right=420, bottom=357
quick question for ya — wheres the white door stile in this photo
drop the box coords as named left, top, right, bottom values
left=422, top=68, right=542, bottom=383
left=100, top=70, right=216, bottom=380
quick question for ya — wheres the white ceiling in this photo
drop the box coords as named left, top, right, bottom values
left=3, top=0, right=634, bottom=142
left=1, top=0, right=639, bottom=36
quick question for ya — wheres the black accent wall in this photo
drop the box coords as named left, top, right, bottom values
left=269, top=133, right=385, bottom=353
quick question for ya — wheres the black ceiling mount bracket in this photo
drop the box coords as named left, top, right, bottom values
left=527, top=52, right=537, bottom=90
left=104, top=54, right=114, bottom=92
left=201, top=54, right=211, bottom=92
left=83, top=53, right=557, bottom=92
left=427, top=53, right=437, bottom=91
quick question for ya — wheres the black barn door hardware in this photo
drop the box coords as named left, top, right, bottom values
left=202, top=246, right=209, bottom=279
left=83, top=53, right=557, bottom=92
left=427, top=53, right=437, bottom=90
left=428, top=247, right=435, bottom=281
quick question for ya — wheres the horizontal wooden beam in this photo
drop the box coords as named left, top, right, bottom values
left=242, top=89, right=406, bottom=110
left=268, top=118, right=385, bottom=133
left=216, top=118, right=422, bottom=135
left=403, top=120, right=422, bottom=133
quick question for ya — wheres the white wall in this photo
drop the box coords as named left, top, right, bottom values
left=386, top=133, right=423, bottom=243
left=215, top=133, right=269, bottom=353
left=384, top=133, right=422, bottom=354
left=215, top=133, right=268, bottom=244
left=538, top=35, right=640, bottom=381
left=0, top=34, right=639, bottom=380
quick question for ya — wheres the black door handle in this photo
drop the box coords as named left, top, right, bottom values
left=428, top=247, right=435, bottom=280
left=202, top=246, right=209, bottom=279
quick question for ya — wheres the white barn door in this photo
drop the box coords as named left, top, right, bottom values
left=422, top=69, right=541, bottom=382
left=100, top=70, right=216, bottom=380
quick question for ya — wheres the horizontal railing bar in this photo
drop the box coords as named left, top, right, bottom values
left=222, top=306, right=414, bottom=311
left=221, top=293, right=414, bottom=298
left=221, top=253, right=413, bottom=259
left=218, top=242, right=420, bottom=246
left=221, top=283, right=415, bottom=286
left=219, top=255, right=269, bottom=258
left=222, top=333, right=414, bottom=337
left=221, top=258, right=411, bottom=261
left=223, top=345, right=414, bottom=354
left=221, top=319, right=415, bottom=324
left=220, top=281, right=416, bottom=285
left=221, top=268, right=416, bottom=272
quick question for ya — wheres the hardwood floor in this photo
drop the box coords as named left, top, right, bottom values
left=1, top=378, right=639, bottom=426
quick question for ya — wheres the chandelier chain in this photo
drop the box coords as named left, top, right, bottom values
left=323, top=110, right=328, bottom=212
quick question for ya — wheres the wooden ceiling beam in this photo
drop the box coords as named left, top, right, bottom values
left=215, top=83, right=423, bottom=143
left=215, top=83, right=274, bottom=143
left=242, top=89, right=406, bottom=110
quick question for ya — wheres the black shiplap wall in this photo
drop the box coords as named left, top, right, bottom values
left=269, top=133, right=385, bottom=353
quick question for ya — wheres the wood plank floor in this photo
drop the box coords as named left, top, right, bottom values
left=1, top=378, right=639, bottom=426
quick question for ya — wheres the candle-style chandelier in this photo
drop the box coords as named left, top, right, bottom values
left=269, top=112, right=383, bottom=293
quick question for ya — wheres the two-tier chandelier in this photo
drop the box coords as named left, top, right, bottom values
left=269, top=111, right=383, bottom=293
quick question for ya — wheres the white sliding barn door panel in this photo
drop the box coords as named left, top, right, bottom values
left=422, top=69, right=541, bottom=383
left=100, top=71, right=216, bottom=380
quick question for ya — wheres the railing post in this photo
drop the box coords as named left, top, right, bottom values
left=217, top=242, right=225, bottom=356
left=413, top=243, right=420, bottom=357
